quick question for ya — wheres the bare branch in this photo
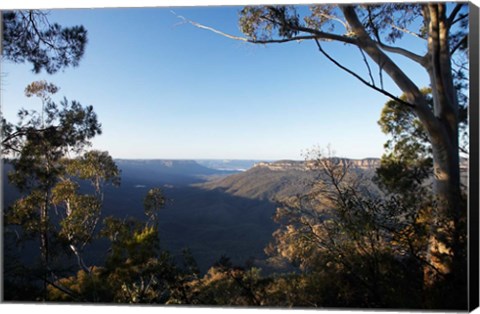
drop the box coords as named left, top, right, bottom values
left=174, top=11, right=318, bottom=44
left=376, top=42, right=427, bottom=66
left=174, top=8, right=428, bottom=113
left=389, top=22, right=425, bottom=40
left=450, top=34, right=468, bottom=56
left=451, top=13, right=468, bottom=26
left=314, top=39, right=415, bottom=109
left=173, top=10, right=358, bottom=47
left=2, top=125, right=60, bottom=148
left=292, top=24, right=358, bottom=45
left=451, top=56, right=469, bottom=73
left=358, top=47, right=375, bottom=85
left=173, top=11, right=248, bottom=42
left=249, top=36, right=321, bottom=44
left=23, top=11, right=57, bottom=50
left=315, top=12, right=349, bottom=31
left=341, top=5, right=438, bottom=122
left=365, top=9, right=427, bottom=67
left=379, top=61, right=385, bottom=90
left=31, top=272, right=84, bottom=302
left=447, top=3, right=465, bottom=27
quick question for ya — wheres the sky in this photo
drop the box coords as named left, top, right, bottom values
left=1, top=1, right=436, bottom=160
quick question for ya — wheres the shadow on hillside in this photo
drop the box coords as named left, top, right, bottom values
left=98, top=182, right=279, bottom=272
left=3, top=162, right=280, bottom=274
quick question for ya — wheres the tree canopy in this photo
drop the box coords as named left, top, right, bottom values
left=2, top=10, right=87, bottom=73
left=223, top=3, right=470, bottom=287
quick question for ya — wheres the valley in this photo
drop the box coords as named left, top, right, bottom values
left=3, top=158, right=380, bottom=272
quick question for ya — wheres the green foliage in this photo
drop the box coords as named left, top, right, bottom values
left=375, top=89, right=468, bottom=197
left=264, top=152, right=430, bottom=308
left=143, top=187, right=166, bottom=223
left=101, top=217, right=160, bottom=268
left=45, top=188, right=180, bottom=303
left=47, top=267, right=112, bottom=302
left=65, top=150, right=121, bottom=193
left=99, top=216, right=178, bottom=303
left=25, top=81, right=60, bottom=102
left=238, top=4, right=468, bottom=55
left=52, top=179, right=102, bottom=248
left=3, top=81, right=118, bottom=300
left=360, top=4, right=426, bottom=43
left=239, top=4, right=427, bottom=42
left=375, top=93, right=468, bottom=309
left=2, top=10, right=87, bottom=73
left=6, top=191, right=44, bottom=238
left=239, top=6, right=301, bottom=41
left=375, top=90, right=433, bottom=196
left=5, top=4, right=470, bottom=305
left=3, top=82, right=101, bottom=165
left=177, top=256, right=267, bottom=306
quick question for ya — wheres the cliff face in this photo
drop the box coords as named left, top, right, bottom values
left=199, top=158, right=380, bottom=202
left=253, top=160, right=306, bottom=171
left=253, top=158, right=381, bottom=172
left=349, top=158, right=381, bottom=169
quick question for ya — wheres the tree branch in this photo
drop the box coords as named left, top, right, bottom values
left=315, top=12, right=349, bottom=31
left=451, top=13, right=468, bottom=26
left=173, top=11, right=359, bottom=46
left=2, top=125, right=60, bottom=147
left=447, top=3, right=465, bottom=27
left=252, top=36, right=322, bottom=44
left=365, top=8, right=427, bottom=67
left=378, top=61, right=385, bottom=90
left=173, top=12, right=248, bottom=42
left=450, top=34, right=468, bottom=56
left=388, top=22, right=425, bottom=40
left=358, top=47, right=375, bottom=85
left=291, top=24, right=358, bottom=45
left=341, top=5, right=427, bottom=100
left=268, top=6, right=358, bottom=45
left=25, top=11, right=57, bottom=50
left=314, top=39, right=415, bottom=109
left=33, top=272, right=84, bottom=302
left=341, top=5, right=446, bottom=137
left=376, top=41, right=427, bottom=66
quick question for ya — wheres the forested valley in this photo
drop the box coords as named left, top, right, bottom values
left=1, top=3, right=472, bottom=310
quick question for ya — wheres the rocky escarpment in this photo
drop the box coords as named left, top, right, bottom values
left=199, top=158, right=380, bottom=202
left=253, top=158, right=380, bottom=172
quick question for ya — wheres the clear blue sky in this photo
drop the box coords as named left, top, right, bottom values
left=1, top=5, right=432, bottom=160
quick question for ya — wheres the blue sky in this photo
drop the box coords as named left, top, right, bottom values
left=1, top=4, right=433, bottom=160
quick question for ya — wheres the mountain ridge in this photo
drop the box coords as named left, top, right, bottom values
left=253, top=158, right=381, bottom=172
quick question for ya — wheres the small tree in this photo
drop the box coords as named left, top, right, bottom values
left=144, top=187, right=166, bottom=225
left=98, top=189, right=174, bottom=304
left=375, top=92, right=468, bottom=307
left=3, top=81, right=119, bottom=299
left=266, top=148, right=448, bottom=308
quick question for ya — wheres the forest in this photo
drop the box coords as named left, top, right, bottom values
left=1, top=3, right=473, bottom=310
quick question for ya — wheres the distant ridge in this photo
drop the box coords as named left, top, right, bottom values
left=253, top=158, right=381, bottom=171
left=198, top=158, right=379, bottom=202
left=113, top=159, right=239, bottom=186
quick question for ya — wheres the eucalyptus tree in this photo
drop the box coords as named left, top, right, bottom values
left=374, top=91, right=468, bottom=307
left=46, top=187, right=175, bottom=303
left=3, top=81, right=119, bottom=299
left=182, top=2, right=470, bottom=285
